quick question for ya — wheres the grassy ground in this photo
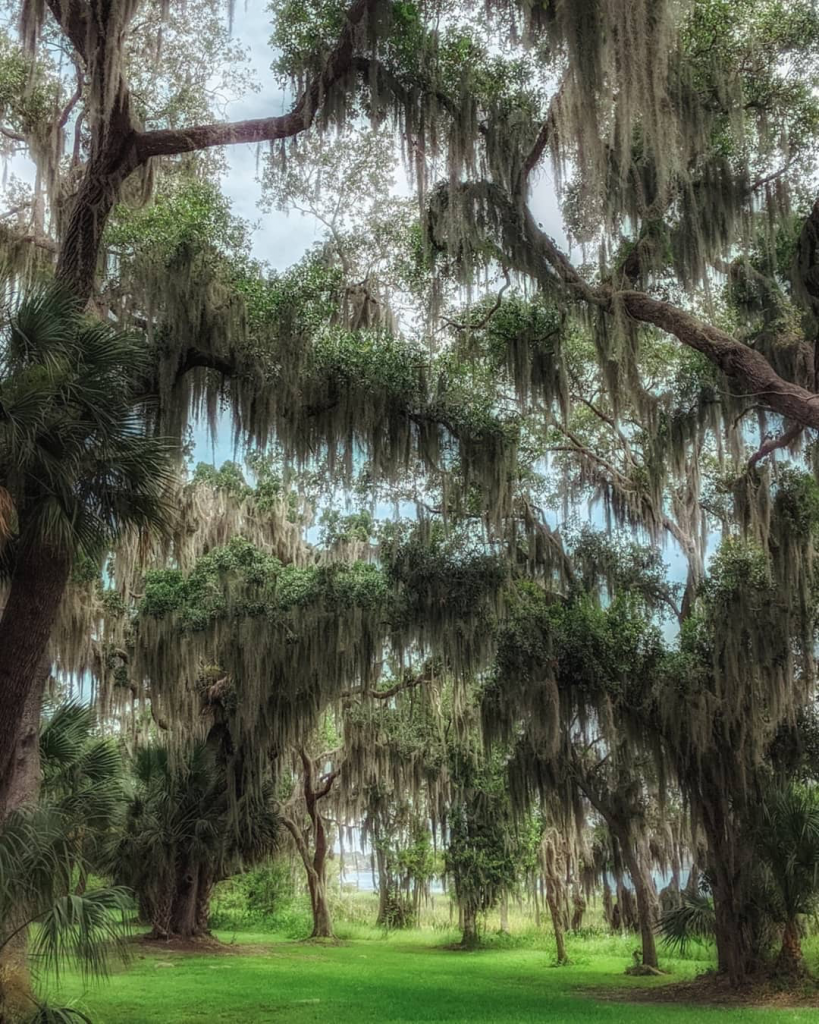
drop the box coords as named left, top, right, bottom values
left=41, top=927, right=819, bottom=1023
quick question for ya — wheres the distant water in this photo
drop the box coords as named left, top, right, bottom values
left=339, top=870, right=444, bottom=894
left=339, top=869, right=688, bottom=895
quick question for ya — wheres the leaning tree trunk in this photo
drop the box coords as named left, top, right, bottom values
left=617, top=835, right=660, bottom=970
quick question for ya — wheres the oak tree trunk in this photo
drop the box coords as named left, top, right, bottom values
left=700, top=791, right=755, bottom=985
left=461, top=902, right=478, bottom=947
left=618, top=838, right=659, bottom=970
left=545, top=884, right=568, bottom=964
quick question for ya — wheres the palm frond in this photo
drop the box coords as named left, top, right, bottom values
left=658, top=889, right=716, bottom=955
left=0, top=282, right=177, bottom=561
left=28, top=887, right=133, bottom=981
left=26, top=1003, right=94, bottom=1024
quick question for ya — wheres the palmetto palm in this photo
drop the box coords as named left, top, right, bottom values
left=110, top=745, right=279, bottom=939
left=0, top=702, right=132, bottom=1022
left=751, top=784, right=819, bottom=971
left=40, top=702, right=125, bottom=889
left=0, top=285, right=175, bottom=802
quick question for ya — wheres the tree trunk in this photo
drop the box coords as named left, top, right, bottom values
left=545, top=883, right=568, bottom=964
left=571, top=889, right=586, bottom=931
left=701, top=794, right=755, bottom=985
left=603, top=879, right=614, bottom=930
left=0, top=546, right=70, bottom=802
left=170, top=863, right=202, bottom=938
left=619, top=838, right=659, bottom=970
left=282, top=751, right=338, bottom=940
left=461, top=902, right=478, bottom=947
left=149, top=872, right=176, bottom=940
left=0, top=649, right=54, bottom=1020
left=375, top=845, right=389, bottom=925
left=0, top=661, right=48, bottom=819
left=777, top=918, right=804, bottom=975
left=195, top=868, right=214, bottom=936
left=499, top=893, right=509, bottom=933
left=309, top=876, right=334, bottom=939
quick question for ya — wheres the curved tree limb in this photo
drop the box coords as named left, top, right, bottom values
left=458, top=182, right=819, bottom=431
left=43, top=0, right=381, bottom=300
left=747, top=421, right=804, bottom=469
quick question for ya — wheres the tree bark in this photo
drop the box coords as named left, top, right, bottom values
left=0, top=545, right=70, bottom=805
left=777, top=919, right=804, bottom=974
left=195, top=868, right=215, bottom=936
left=459, top=180, right=819, bottom=432
left=375, top=845, right=390, bottom=925
left=0, top=660, right=49, bottom=818
left=148, top=872, right=176, bottom=941
left=461, top=902, right=478, bottom=947
left=699, top=787, right=755, bottom=985
left=169, top=862, right=210, bottom=939
left=618, top=838, right=660, bottom=970
left=42, top=0, right=380, bottom=307
left=0, top=661, right=50, bottom=1021
left=545, top=883, right=568, bottom=964
left=282, top=749, right=340, bottom=939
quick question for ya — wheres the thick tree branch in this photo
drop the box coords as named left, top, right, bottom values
left=459, top=182, right=819, bottom=431
left=135, top=0, right=378, bottom=163
left=341, top=669, right=431, bottom=702
left=0, top=125, right=25, bottom=143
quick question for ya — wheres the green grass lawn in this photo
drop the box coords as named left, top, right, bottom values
left=40, top=928, right=819, bottom=1023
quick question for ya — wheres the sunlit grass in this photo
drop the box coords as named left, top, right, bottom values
left=41, top=925, right=819, bottom=1023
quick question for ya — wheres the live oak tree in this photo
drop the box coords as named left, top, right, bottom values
left=4, top=0, right=819, bottom=996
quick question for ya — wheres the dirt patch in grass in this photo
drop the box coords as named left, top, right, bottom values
left=587, top=971, right=819, bottom=1009
left=134, top=934, right=336, bottom=959
left=135, top=934, right=272, bottom=956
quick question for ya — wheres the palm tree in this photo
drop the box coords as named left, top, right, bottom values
left=0, top=701, right=130, bottom=1022
left=0, top=806, right=132, bottom=1022
left=660, top=784, right=819, bottom=975
left=39, top=702, right=124, bottom=894
left=751, top=784, right=819, bottom=973
left=0, top=285, right=175, bottom=811
left=110, top=744, right=279, bottom=940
